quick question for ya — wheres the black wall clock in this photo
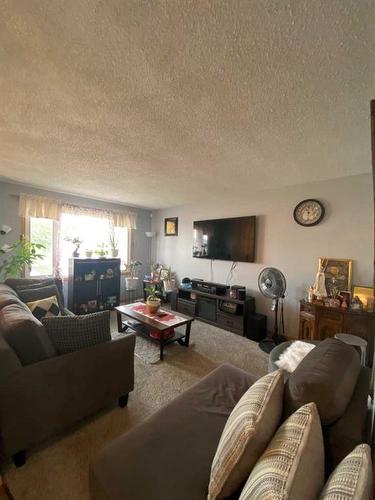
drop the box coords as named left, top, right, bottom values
left=293, top=199, right=325, bottom=226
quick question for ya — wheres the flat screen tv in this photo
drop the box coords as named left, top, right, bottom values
left=193, top=216, right=256, bottom=262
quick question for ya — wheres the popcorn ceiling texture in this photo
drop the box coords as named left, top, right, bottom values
left=0, top=0, right=374, bottom=208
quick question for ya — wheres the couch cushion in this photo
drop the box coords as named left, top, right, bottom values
left=16, top=284, right=65, bottom=313
left=319, top=444, right=373, bottom=500
left=6, top=277, right=65, bottom=306
left=26, top=295, right=61, bottom=320
left=42, top=311, right=111, bottom=355
left=239, top=403, right=324, bottom=500
left=208, top=370, right=284, bottom=500
left=324, top=366, right=371, bottom=473
left=0, top=301, right=56, bottom=365
left=90, top=363, right=258, bottom=500
left=284, top=338, right=361, bottom=425
left=0, top=284, right=21, bottom=311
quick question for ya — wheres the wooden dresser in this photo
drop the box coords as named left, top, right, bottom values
left=299, top=300, right=375, bottom=365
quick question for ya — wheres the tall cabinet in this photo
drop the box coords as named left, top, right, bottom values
left=68, top=258, right=121, bottom=314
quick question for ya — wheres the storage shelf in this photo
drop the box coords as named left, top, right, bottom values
left=123, top=320, right=186, bottom=345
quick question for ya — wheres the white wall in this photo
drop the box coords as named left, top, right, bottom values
left=152, top=174, right=373, bottom=338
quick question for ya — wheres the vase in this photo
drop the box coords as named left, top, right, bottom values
left=73, top=248, right=80, bottom=258
left=85, top=251, right=93, bottom=258
left=111, top=249, right=119, bottom=257
left=146, top=297, right=161, bottom=314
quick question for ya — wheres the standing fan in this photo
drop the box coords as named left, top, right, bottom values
left=258, top=267, right=287, bottom=353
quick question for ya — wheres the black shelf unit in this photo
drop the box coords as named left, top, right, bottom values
left=171, top=283, right=256, bottom=337
left=68, top=258, right=121, bottom=314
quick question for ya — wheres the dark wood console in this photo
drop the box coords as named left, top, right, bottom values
left=299, top=300, right=375, bottom=365
left=172, top=286, right=256, bottom=337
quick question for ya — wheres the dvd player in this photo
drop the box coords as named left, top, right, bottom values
left=191, top=279, right=229, bottom=296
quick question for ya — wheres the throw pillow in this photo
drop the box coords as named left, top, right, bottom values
left=42, top=311, right=111, bottom=355
left=239, top=402, right=324, bottom=500
left=16, top=284, right=65, bottom=314
left=319, top=444, right=373, bottom=500
left=276, top=340, right=316, bottom=373
left=0, top=301, right=56, bottom=365
left=26, top=295, right=61, bottom=320
left=284, top=338, right=361, bottom=425
left=207, top=370, right=284, bottom=500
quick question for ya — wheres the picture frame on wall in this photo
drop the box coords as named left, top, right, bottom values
left=164, top=217, right=178, bottom=236
left=318, top=257, right=353, bottom=295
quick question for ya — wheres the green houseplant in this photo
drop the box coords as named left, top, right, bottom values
left=145, top=284, right=161, bottom=314
left=0, top=239, right=45, bottom=281
left=95, top=243, right=108, bottom=258
left=108, top=228, right=119, bottom=258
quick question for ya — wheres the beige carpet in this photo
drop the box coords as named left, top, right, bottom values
left=2, top=319, right=268, bottom=500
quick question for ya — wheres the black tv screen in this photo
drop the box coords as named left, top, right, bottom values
left=193, top=216, right=256, bottom=262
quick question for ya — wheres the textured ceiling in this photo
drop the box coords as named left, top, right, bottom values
left=0, top=0, right=374, bottom=209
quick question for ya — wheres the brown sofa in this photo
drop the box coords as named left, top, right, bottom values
left=0, top=282, right=135, bottom=466
left=90, top=338, right=371, bottom=500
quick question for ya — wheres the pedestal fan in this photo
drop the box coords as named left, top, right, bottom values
left=258, top=267, right=287, bottom=353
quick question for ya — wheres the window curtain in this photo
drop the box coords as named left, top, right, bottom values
left=18, top=193, right=137, bottom=229
left=19, top=193, right=62, bottom=220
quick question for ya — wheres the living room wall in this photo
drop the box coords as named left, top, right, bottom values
left=0, top=180, right=152, bottom=299
left=152, top=173, right=373, bottom=339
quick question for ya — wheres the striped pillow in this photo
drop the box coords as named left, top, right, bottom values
left=320, top=444, right=373, bottom=500
left=208, top=370, right=284, bottom=500
left=239, top=402, right=324, bottom=500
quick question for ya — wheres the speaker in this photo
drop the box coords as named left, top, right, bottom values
left=246, top=313, right=267, bottom=342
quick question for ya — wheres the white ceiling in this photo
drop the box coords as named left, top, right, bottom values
left=0, top=0, right=374, bottom=209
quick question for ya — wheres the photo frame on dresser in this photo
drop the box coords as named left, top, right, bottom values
left=318, top=258, right=352, bottom=294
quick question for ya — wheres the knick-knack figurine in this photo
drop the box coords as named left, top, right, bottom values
left=313, top=259, right=328, bottom=299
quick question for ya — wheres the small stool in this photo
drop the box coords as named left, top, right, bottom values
left=334, top=333, right=367, bottom=366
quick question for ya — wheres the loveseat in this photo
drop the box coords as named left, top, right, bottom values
left=90, top=338, right=371, bottom=500
left=0, top=280, right=135, bottom=466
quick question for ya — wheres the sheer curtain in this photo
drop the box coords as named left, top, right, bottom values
left=19, top=193, right=137, bottom=277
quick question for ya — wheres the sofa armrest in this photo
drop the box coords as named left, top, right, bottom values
left=0, top=336, right=22, bottom=379
left=0, top=333, right=136, bottom=456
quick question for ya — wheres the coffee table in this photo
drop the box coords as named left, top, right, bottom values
left=116, top=302, right=194, bottom=360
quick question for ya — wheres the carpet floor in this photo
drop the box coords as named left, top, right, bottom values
left=2, top=319, right=268, bottom=500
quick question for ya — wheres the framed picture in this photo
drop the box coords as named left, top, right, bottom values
left=164, top=217, right=178, bottom=236
left=319, top=258, right=353, bottom=294
left=160, top=268, right=169, bottom=280
left=352, top=286, right=375, bottom=312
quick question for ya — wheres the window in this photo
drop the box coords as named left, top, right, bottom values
left=28, top=213, right=130, bottom=277
left=29, top=217, right=54, bottom=276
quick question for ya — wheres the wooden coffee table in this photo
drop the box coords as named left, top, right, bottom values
left=116, top=302, right=194, bottom=360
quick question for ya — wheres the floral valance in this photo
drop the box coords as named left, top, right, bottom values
left=18, top=193, right=137, bottom=229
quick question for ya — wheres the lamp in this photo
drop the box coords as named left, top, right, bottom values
left=0, top=225, right=12, bottom=235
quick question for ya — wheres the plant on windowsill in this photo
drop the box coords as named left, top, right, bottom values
left=108, top=228, right=119, bottom=258
left=0, top=237, right=45, bottom=281
left=95, top=244, right=108, bottom=259
left=85, top=248, right=93, bottom=258
left=145, top=284, right=161, bottom=314
left=64, top=236, right=83, bottom=257
left=124, top=260, right=142, bottom=290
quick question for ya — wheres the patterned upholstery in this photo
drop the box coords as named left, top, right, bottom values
left=26, top=295, right=61, bottom=320
left=239, top=402, right=324, bottom=500
left=208, top=370, right=284, bottom=500
left=42, top=311, right=111, bottom=354
left=319, top=444, right=373, bottom=500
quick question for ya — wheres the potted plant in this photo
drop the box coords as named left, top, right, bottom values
left=124, top=260, right=142, bottom=289
left=162, top=266, right=174, bottom=292
left=64, top=236, right=83, bottom=257
left=85, top=248, right=93, bottom=258
left=108, top=228, right=119, bottom=258
left=145, top=284, right=161, bottom=314
left=95, top=244, right=108, bottom=259
left=0, top=238, right=45, bottom=280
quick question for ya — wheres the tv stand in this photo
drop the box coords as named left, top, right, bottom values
left=171, top=281, right=256, bottom=337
